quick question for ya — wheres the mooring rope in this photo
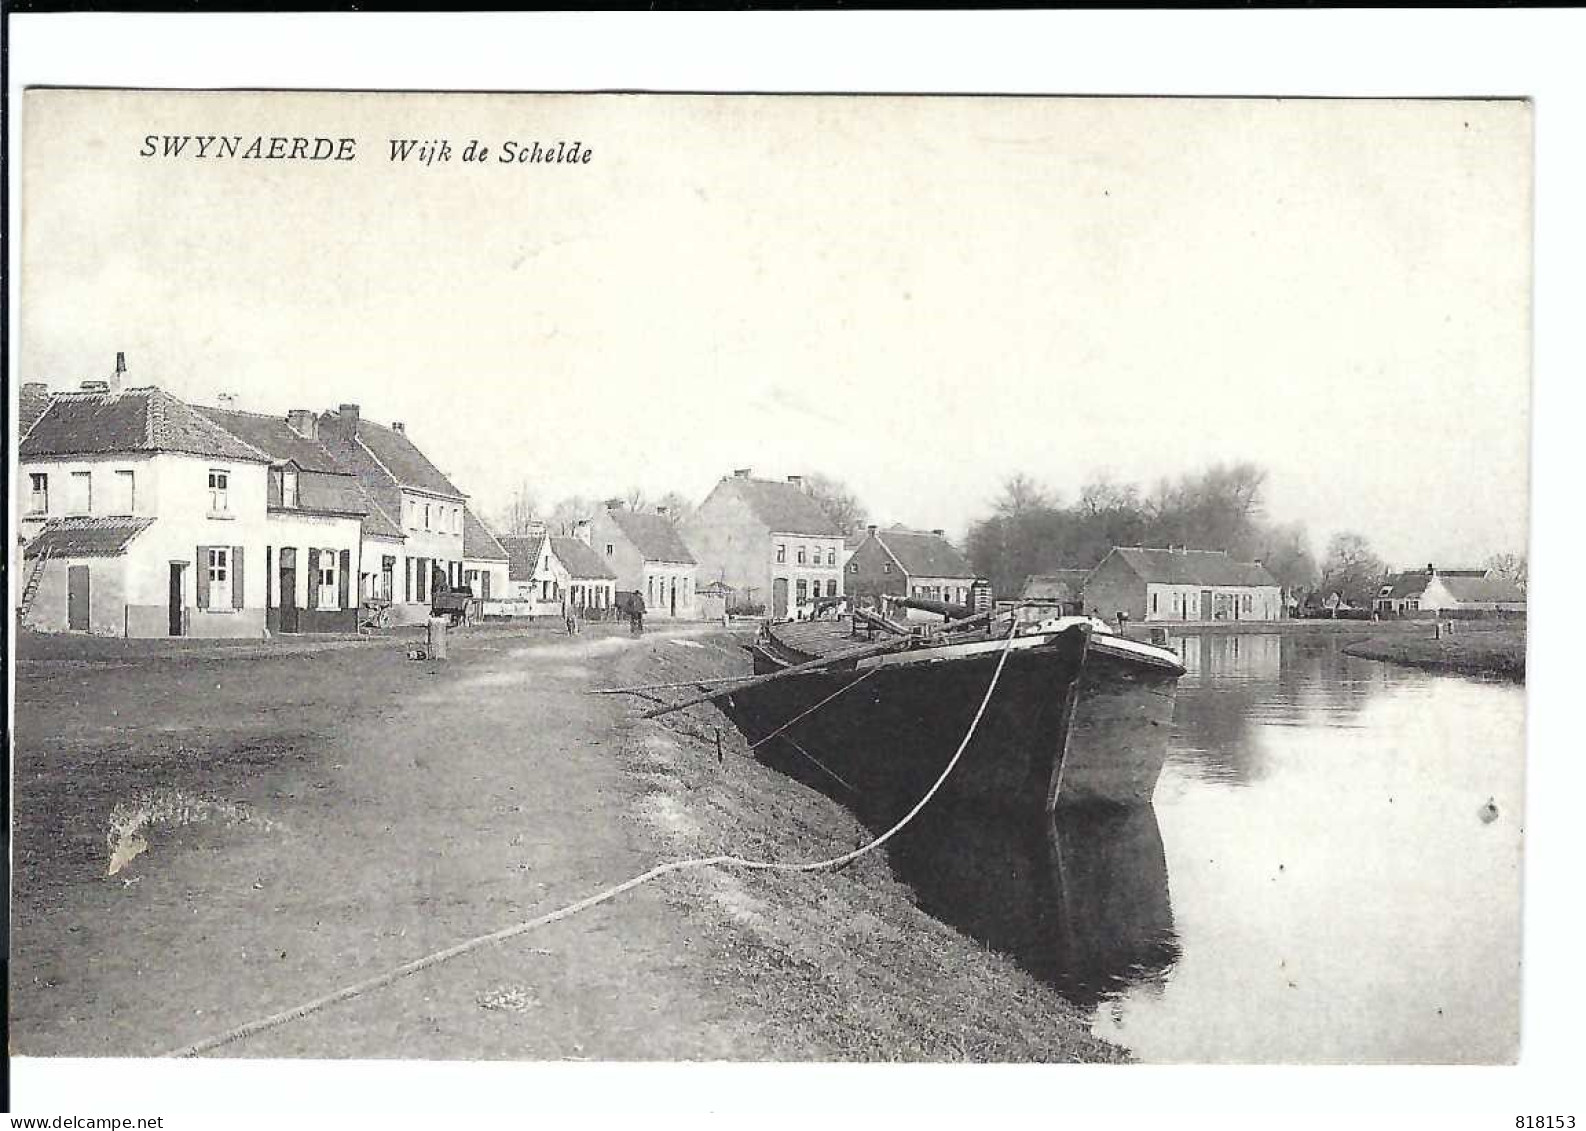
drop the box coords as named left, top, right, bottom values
left=162, top=621, right=1020, bottom=1059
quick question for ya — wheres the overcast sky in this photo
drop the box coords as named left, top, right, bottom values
left=21, top=90, right=1530, bottom=569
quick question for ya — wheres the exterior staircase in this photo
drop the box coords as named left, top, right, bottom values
left=17, top=547, right=51, bottom=623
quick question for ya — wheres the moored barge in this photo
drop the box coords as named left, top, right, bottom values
left=721, top=610, right=1184, bottom=812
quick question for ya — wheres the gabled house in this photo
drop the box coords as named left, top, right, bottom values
left=198, top=403, right=371, bottom=633
left=1083, top=546, right=1283, bottom=623
left=847, top=525, right=976, bottom=610
left=317, top=404, right=469, bottom=624
left=1374, top=566, right=1525, bottom=616
left=19, top=377, right=273, bottom=637
left=462, top=506, right=510, bottom=602
left=592, top=501, right=698, bottom=619
left=552, top=535, right=617, bottom=613
left=499, top=530, right=559, bottom=615
left=495, top=528, right=617, bottom=617
left=679, top=470, right=843, bottom=618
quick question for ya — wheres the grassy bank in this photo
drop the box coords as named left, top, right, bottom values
left=606, top=632, right=1126, bottom=1062
left=1341, top=625, right=1526, bottom=681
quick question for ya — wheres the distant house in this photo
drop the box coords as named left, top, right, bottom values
left=1021, top=570, right=1090, bottom=616
left=199, top=402, right=373, bottom=634
left=1374, top=566, right=1525, bottom=616
left=680, top=470, right=845, bottom=618
left=461, top=506, right=510, bottom=601
left=18, top=381, right=53, bottom=435
left=847, top=525, right=976, bottom=610
left=499, top=530, right=560, bottom=616
left=496, top=528, right=619, bottom=617
left=19, top=376, right=274, bottom=637
left=591, top=501, right=698, bottom=619
left=317, top=404, right=469, bottom=624
left=552, top=534, right=617, bottom=613
left=1083, top=546, right=1283, bottom=623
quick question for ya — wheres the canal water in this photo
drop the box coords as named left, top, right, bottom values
left=880, top=633, right=1524, bottom=1063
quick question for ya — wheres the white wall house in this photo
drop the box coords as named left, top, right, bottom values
left=462, top=505, right=510, bottom=602
left=590, top=502, right=699, bottom=619
left=317, top=404, right=469, bottom=625
left=19, top=384, right=275, bottom=638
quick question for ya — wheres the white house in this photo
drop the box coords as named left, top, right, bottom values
left=1374, top=566, right=1526, bottom=616
left=198, top=403, right=371, bottom=634
left=462, top=506, right=510, bottom=602
left=19, top=382, right=274, bottom=637
left=317, top=404, right=469, bottom=625
left=591, top=502, right=699, bottom=619
left=1081, top=546, right=1284, bottom=623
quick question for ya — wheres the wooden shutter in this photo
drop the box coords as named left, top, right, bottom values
left=196, top=546, right=209, bottom=609
left=339, top=549, right=351, bottom=609
left=307, top=548, right=320, bottom=610
left=232, top=546, right=245, bottom=609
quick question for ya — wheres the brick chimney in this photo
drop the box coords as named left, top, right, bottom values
left=733, top=468, right=752, bottom=479
left=286, top=409, right=317, bottom=440
left=604, top=497, right=626, bottom=511
left=787, top=474, right=803, bottom=487
left=320, top=404, right=360, bottom=451
left=392, top=421, right=405, bottom=434
left=217, top=392, right=236, bottom=410
left=109, top=351, right=126, bottom=393
left=574, top=518, right=593, bottom=545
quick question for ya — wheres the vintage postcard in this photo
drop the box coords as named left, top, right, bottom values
left=11, top=88, right=1530, bottom=1074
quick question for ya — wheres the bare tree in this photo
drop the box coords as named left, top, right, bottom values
left=496, top=480, right=540, bottom=536
left=994, top=472, right=1051, bottom=519
left=803, top=472, right=869, bottom=535
left=655, top=490, right=693, bottom=524
left=547, top=494, right=596, bottom=535
left=624, top=485, right=648, bottom=514
left=1319, top=531, right=1387, bottom=607
left=1485, top=551, right=1528, bottom=593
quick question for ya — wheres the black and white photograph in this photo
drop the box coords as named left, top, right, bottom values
left=3, top=9, right=1580, bottom=1124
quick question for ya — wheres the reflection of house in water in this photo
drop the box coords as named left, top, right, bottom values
left=1170, top=633, right=1283, bottom=681
left=878, top=803, right=1178, bottom=1011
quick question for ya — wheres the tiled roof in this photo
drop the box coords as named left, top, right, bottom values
left=724, top=477, right=844, bottom=537
left=1023, top=570, right=1091, bottom=600
left=610, top=510, right=696, bottom=564
left=1380, top=571, right=1433, bottom=600
left=551, top=536, right=616, bottom=580
left=876, top=529, right=974, bottom=579
left=20, top=388, right=270, bottom=463
left=323, top=412, right=464, bottom=499
left=1440, top=575, right=1525, bottom=604
left=499, top=533, right=548, bottom=581
left=24, top=516, right=155, bottom=559
left=19, top=384, right=52, bottom=434
left=463, top=507, right=510, bottom=562
left=1110, top=547, right=1279, bottom=588
left=196, top=406, right=348, bottom=473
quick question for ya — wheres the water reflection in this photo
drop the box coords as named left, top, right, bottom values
left=877, top=803, right=1179, bottom=1011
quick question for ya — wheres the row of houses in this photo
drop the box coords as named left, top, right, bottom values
left=14, top=364, right=986, bottom=638
left=1023, top=549, right=1526, bottom=623
left=16, top=358, right=516, bottom=638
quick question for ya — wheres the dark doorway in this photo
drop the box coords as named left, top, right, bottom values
left=168, top=563, right=185, bottom=636
left=279, top=547, right=299, bottom=634
left=1200, top=589, right=1213, bottom=621
left=772, top=577, right=789, bottom=619
left=670, top=577, right=677, bottom=617
left=67, top=565, right=90, bottom=632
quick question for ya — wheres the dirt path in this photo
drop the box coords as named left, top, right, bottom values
left=10, top=624, right=772, bottom=1060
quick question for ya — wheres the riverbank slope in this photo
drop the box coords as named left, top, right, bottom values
left=11, top=623, right=1120, bottom=1062
left=1341, top=625, right=1526, bottom=680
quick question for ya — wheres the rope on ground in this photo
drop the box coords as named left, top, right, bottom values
left=162, top=621, right=1020, bottom=1059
